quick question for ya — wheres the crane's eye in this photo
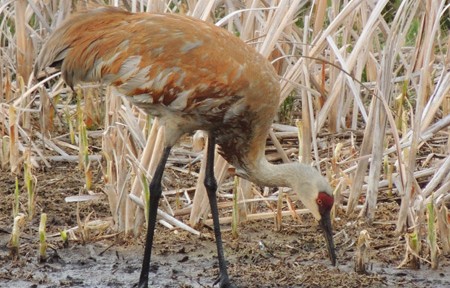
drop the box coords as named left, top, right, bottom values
left=317, top=192, right=334, bottom=211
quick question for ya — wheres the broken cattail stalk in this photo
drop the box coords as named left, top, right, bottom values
left=331, top=180, right=341, bottom=217
left=39, top=87, right=52, bottom=136
left=38, top=213, right=47, bottom=263
left=437, top=206, right=449, bottom=254
left=13, top=177, right=19, bottom=218
left=394, top=90, right=404, bottom=132
left=15, top=0, right=32, bottom=83
left=66, top=108, right=76, bottom=145
left=285, top=195, right=300, bottom=221
left=204, top=208, right=312, bottom=226
left=355, top=229, right=371, bottom=274
left=9, top=105, right=19, bottom=173
left=427, top=195, right=438, bottom=269
left=76, top=89, right=92, bottom=190
left=156, top=209, right=200, bottom=236
left=231, top=176, right=239, bottom=238
left=84, top=88, right=103, bottom=129
left=83, top=146, right=92, bottom=190
left=80, top=116, right=91, bottom=189
left=128, top=194, right=200, bottom=236
left=400, top=230, right=421, bottom=269
left=24, top=150, right=36, bottom=220
left=84, top=219, right=111, bottom=238
left=269, top=129, right=289, bottom=163
left=0, top=136, right=10, bottom=169
left=17, top=77, right=32, bottom=135
left=332, top=142, right=343, bottom=176
left=379, top=155, right=392, bottom=196
left=387, top=163, right=394, bottom=197
left=9, top=213, right=26, bottom=260
left=76, top=201, right=85, bottom=243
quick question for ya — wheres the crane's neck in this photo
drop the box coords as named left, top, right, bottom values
left=239, top=155, right=330, bottom=195
left=239, top=157, right=296, bottom=188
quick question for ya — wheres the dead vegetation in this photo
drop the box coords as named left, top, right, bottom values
left=0, top=0, right=449, bottom=286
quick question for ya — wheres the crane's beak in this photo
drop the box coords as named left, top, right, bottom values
left=319, top=211, right=337, bottom=266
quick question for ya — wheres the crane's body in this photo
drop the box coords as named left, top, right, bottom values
left=35, top=7, right=336, bottom=288
left=36, top=7, right=277, bottom=176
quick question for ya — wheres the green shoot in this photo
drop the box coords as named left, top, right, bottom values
left=24, top=150, right=35, bottom=220
left=13, top=177, right=19, bottom=218
left=141, top=174, right=150, bottom=224
left=427, top=195, right=438, bottom=269
left=409, top=230, right=421, bottom=269
left=77, top=89, right=92, bottom=190
left=38, top=213, right=47, bottom=263
left=60, top=229, right=69, bottom=248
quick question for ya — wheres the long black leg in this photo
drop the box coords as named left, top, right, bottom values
left=204, top=136, right=234, bottom=288
left=138, top=146, right=172, bottom=288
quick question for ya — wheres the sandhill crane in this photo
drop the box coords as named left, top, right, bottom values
left=35, top=7, right=337, bottom=288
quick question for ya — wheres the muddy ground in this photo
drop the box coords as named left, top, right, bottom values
left=0, top=161, right=449, bottom=288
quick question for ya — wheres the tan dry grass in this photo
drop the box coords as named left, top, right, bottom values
left=0, top=0, right=449, bottom=268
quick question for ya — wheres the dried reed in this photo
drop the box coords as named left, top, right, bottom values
left=1, top=0, right=448, bottom=270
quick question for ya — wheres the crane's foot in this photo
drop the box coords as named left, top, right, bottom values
left=136, top=281, right=147, bottom=288
left=213, top=275, right=237, bottom=288
left=220, top=282, right=237, bottom=288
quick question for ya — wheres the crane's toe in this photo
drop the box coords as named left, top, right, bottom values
left=219, top=280, right=237, bottom=288
left=213, top=274, right=236, bottom=288
left=136, top=281, right=147, bottom=288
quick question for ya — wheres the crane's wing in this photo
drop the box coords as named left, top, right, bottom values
left=35, top=7, right=280, bottom=167
left=35, top=7, right=279, bottom=112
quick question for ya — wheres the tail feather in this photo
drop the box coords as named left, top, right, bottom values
left=34, top=6, right=131, bottom=86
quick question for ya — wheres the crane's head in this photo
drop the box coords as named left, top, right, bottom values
left=290, top=164, right=337, bottom=266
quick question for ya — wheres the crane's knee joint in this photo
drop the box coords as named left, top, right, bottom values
left=204, top=177, right=217, bottom=193
left=149, top=180, right=162, bottom=198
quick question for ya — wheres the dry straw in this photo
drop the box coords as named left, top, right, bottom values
left=1, top=0, right=449, bottom=270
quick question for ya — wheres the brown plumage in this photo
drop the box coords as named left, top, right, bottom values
left=35, top=7, right=336, bottom=288
left=35, top=6, right=277, bottom=172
